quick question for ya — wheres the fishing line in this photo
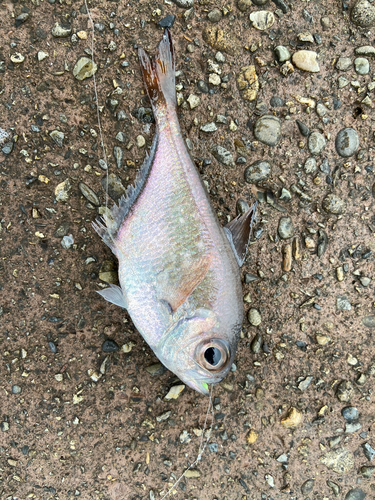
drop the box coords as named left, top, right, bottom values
left=160, top=384, right=214, bottom=500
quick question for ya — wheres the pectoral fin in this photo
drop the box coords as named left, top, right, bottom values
left=97, top=284, right=127, bottom=309
left=156, top=255, right=212, bottom=312
left=225, top=203, right=257, bottom=267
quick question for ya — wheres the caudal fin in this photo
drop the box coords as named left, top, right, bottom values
left=138, top=29, right=176, bottom=110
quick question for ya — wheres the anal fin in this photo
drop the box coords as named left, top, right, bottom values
left=97, top=284, right=127, bottom=309
left=225, top=202, right=257, bottom=267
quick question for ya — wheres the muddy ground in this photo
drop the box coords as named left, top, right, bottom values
left=1, top=0, right=375, bottom=499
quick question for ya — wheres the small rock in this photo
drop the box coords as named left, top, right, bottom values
left=113, top=146, right=123, bottom=169
left=244, top=160, right=271, bottom=184
left=200, top=122, right=218, bottom=133
left=355, top=45, right=375, bottom=57
left=165, top=385, right=185, bottom=400
left=237, top=0, right=253, bottom=11
left=308, top=131, right=326, bottom=155
left=360, top=465, right=375, bottom=478
left=79, top=182, right=99, bottom=206
left=336, top=380, right=354, bottom=402
left=250, top=333, right=262, bottom=353
left=202, top=26, right=237, bottom=56
left=336, top=57, right=352, bottom=71
left=73, top=57, right=98, bottom=81
left=50, top=130, right=64, bottom=147
left=211, top=145, right=234, bottom=166
left=278, top=216, right=294, bottom=239
left=61, top=234, right=74, bottom=249
left=1, top=421, right=10, bottom=432
left=102, top=339, right=119, bottom=353
left=360, top=276, right=371, bottom=287
left=362, top=316, right=375, bottom=328
left=283, top=244, right=292, bottom=272
left=51, top=22, right=72, bottom=37
left=101, top=173, right=126, bottom=202
left=351, top=0, right=375, bottom=27
left=136, top=135, right=145, bottom=148
left=253, top=115, right=281, bottom=146
left=335, top=128, right=359, bottom=157
left=237, top=65, right=259, bottom=101
left=265, top=474, right=274, bottom=488
left=322, top=194, right=346, bottom=215
left=249, top=11, right=275, bottom=30
left=197, top=80, right=209, bottom=93
left=171, top=0, right=194, bottom=7
left=344, top=488, right=366, bottom=500
left=15, top=12, right=29, bottom=26
left=345, top=422, right=362, bottom=433
left=362, top=442, right=375, bottom=461
left=10, top=53, right=25, bottom=64
left=274, top=45, right=291, bottom=62
left=301, top=479, right=315, bottom=495
left=208, top=8, right=222, bottom=22
left=55, top=179, right=72, bottom=202
left=281, top=407, right=303, bottom=429
left=292, top=50, right=320, bottom=72
left=354, top=57, right=370, bottom=75
left=320, top=448, right=355, bottom=473
left=158, top=15, right=175, bottom=28
left=304, top=157, right=317, bottom=174
left=270, top=96, right=284, bottom=107
left=184, top=469, right=200, bottom=478
left=38, top=50, right=49, bottom=61
left=12, top=385, right=21, bottom=394
left=296, top=120, right=310, bottom=137
left=341, top=406, right=359, bottom=422
left=187, top=94, right=200, bottom=109
left=208, top=73, right=221, bottom=86
left=248, top=308, right=262, bottom=326
left=298, top=376, right=313, bottom=391
left=246, top=429, right=258, bottom=444
left=146, top=363, right=166, bottom=376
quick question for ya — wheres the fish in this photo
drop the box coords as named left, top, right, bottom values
left=93, top=29, right=256, bottom=395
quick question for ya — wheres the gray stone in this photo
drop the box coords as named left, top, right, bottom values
left=211, top=145, right=234, bottom=166
left=322, top=194, right=346, bottom=215
left=171, top=0, right=194, bottom=8
left=275, top=45, right=291, bottom=62
left=79, top=182, right=99, bottom=206
left=351, top=0, right=375, bottom=27
left=301, top=479, right=315, bottom=495
left=244, top=160, right=271, bottom=184
left=344, top=488, right=366, bottom=500
left=320, top=448, right=355, bottom=473
left=335, top=128, right=359, bottom=157
left=336, top=296, right=352, bottom=311
left=327, top=480, right=341, bottom=496
left=304, top=157, right=317, bottom=174
left=50, top=130, right=64, bottom=147
left=355, top=45, right=375, bottom=57
left=200, top=122, right=218, bottom=133
left=362, top=442, right=375, bottom=461
left=360, top=465, right=375, bottom=478
left=336, top=57, right=352, bottom=71
left=12, top=385, right=21, bottom=394
left=101, top=173, right=126, bottom=202
left=250, top=11, right=275, bottom=30
left=237, top=0, right=253, bottom=11
left=113, top=146, right=123, bottom=169
left=51, top=23, right=71, bottom=37
left=253, top=115, right=281, bottom=146
left=145, top=363, right=166, bottom=376
left=248, top=308, right=262, bottom=326
left=354, top=57, right=370, bottom=75
left=308, top=131, right=326, bottom=155
left=73, top=57, right=98, bottom=81
left=345, top=422, right=362, bottom=433
left=336, top=380, right=354, bottom=401
left=341, top=406, right=359, bottom=422
left=208, top=8, right=222, bottom=22
left=362, top=316, right=375, bottom=328
left=298, top=376, right=313, bottom=391
left=278, top=216, right=294, bottom=239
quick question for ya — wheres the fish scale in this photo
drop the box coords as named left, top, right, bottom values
left=94, top=29, right=256, bottom=394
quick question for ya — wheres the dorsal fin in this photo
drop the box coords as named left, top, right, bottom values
left=224, top=202, right=257, bottom=267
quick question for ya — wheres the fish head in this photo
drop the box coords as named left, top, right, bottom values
left=155, top=308, right=240, bottom=395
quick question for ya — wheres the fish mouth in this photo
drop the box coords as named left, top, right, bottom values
left=182, top=371, right=223, bottom=395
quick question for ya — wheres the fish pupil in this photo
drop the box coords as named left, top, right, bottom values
left=204, top=347, right=221, bottom=366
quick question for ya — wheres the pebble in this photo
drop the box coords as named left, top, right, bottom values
left=354, top=57, right=370, bottom=75
left=200, top=122, right=218, bottom=133
left=102, top=339, right=119, bottom=352
left=202, top=26, right=237, bottom=56
left=165, top=384, right=185, bottom=399
left=270, top=96, right=284, bottom=107
left=208, top=73, right=221, bottom=86
left=274, top=45, right=290, bottom=62
left=355, top=45, right=375, bottom=57
left=278, top=216, right=294, bottom=239
left=145, top=363, right=166, bottom=376
left=250, top=333, right=262, bottom=353
left=73, top=57, right=98, bottom=81
left=320, top=448, right=354, bottom=473
left=55, top=179, right=72, bottom=202
left=301, top=479, right=315, bottom=495
left=51, top=22, right=72, bottom=37
left=208, top=8, right=222, bottom=22
left=2, top=141, right=13, bottom=155
left=336, top=380, right=354, bottom=401
left=50, top=130, right=64, bottom=147
left=283, top=244, right=292, bottom=271
left=12, top=385, right=21, bottom=394
left=344, top=489, right=366, bottom=500
left=292, top=50, right=320, bottom=72
left=249, top=11, right=275, bottom=30
left=37, top=50, right=49, bottom=62
left=158, top=15, right=175, bottom=28
left=296, top=120, right=310, bottom=137
left=113, top=146, right=123, bottom=169
left=237, top=0, right=253, bottom=11
left=1, top=421, right=10, bottom=432
left=298, top=376, right=313, bottom=391
left=101, top=173, right=126, bottom=201
left=336, top=57, right=352, bottom=71
left=248, top=308, right=262, bottom=326
left=265, top=474, right=274, bottom=488
left=246, top=429, right=258, bottom=444
left=304, top=157, right=317, bottom=174
left=244, top=160, right=271, bottom=184
left=322, top=194, right=347, bottom=215
left=237, top=65, right=259, bottom=101
left=362, top=442, right=375, bottom=461
left=10, top=53, right=25, bottom=64
left=61, top=234, right=74, bottom=249
left=327, top=480, right=340, bottom=496
left=341, top=406, right=359, bottom=422
left=362, top=316, right=375, bottom=328
left=308, top=131, right=326, bottom=155
left=351, top=0, right=375, bottom=27
left=136, top=135, right=145, bottom=148
left=253, top=115, right=281, bottom=146
left=79, top=182, right=99, bottom=206
left=335, top=128, right=359, bottom=158
left=345, top=422, right=362, bottom=433
left=197, top=80, right=209, bottom=93
left=172, top=0, right=194, bottom=7
left=281, top=407, right=303, bottom=429
left=187, top=94, right=200, bottom=109
left=360, top=466, right=375, bottom=478
left=15, top=12, right=29, bottom=26
left=211, top=145, right=234, bottom=166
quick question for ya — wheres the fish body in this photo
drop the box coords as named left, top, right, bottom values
left=94, top=30, right=255, bottom=395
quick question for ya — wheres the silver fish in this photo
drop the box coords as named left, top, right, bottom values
left=93, top=30, right=256, bottom=395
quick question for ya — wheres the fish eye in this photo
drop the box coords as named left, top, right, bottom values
left=196, top=339, right=230, bottom=372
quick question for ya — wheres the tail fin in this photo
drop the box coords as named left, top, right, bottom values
left=138, top=29, right=176, bottom=110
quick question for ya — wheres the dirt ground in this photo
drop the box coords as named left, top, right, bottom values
left=1, top=0, right=375, bottom=499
